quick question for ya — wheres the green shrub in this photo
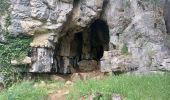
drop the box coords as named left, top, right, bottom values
left=0, top=3, right=32, bottom=87
left=0, top=33, right=32, bottom=87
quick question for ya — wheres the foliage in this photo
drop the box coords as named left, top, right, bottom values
left=67, top=73, right=170, bottom=100
left=0, top=80, right=64, bottom=100
left=0, top=2, right=32, bottom=87
left=5, top=13, right=11, bottom=30
left=0, top=32, right=32, bottom=87
left=121, top=44, right=129, bottom=55
left=0, top=0, right=9, bottom=14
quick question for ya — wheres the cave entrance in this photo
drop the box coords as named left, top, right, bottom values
left=90, top=19, right=110, bottom=61
left=54, top=19, right=110, bottom=74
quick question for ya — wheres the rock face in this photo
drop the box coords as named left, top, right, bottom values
left=101, top=0, right=170, bottom=73
left=164, top=0, right=170, bottom=33
left=9, top=0, right=170, bottom=73
left=0, top=17, right=6, bottom=44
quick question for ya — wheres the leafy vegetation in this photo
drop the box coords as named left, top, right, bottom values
left=0, top=2, right=32, bottom=87
left=0, top=32, right=32, bottom=87
left=0, top=80, right=64, bottom=100
left=68, top=73, right=170, bottom=100
left=5, top=14, right=11, bottom=30
left=0, top=0, right=9, bottom=14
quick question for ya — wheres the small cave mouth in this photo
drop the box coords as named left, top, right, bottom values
left=90, top=19, right=110, bottom=60
left=52, top=19, right=110, bottom=74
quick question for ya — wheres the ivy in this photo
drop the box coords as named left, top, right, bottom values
left=0, top=1, right=33, bottom=87
left=0, top=0, right=9, bottom=15
left=0, top=33, right=32, bottom=87
left=5, top=13, right=11, bottom=30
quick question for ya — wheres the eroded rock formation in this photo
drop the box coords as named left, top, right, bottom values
left=9, top=0, right=170, bottom=74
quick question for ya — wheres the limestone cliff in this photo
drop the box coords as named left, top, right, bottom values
left=2, top=0, right=170, bottom=74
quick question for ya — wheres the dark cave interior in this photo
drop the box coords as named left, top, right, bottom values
left=53, top=19, right=110, bottom=74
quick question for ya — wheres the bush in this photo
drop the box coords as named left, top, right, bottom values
left=0, top=3, right=32, bottom=87
left=0, top=34, right=32, bottom=87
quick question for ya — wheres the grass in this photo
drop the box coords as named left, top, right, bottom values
left=0, top=73, right=169, bottom=100
left=67, top=73, right=170, bottom=100
left=0, top=80, right=64, bottom=100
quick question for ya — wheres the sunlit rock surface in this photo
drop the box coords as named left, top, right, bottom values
left=9, top=0, right=170, bottom=73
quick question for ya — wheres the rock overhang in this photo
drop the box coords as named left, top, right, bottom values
left=9, top=0, right=170, bottom=74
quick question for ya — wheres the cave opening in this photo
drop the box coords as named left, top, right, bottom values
left=53, top=19, right=110, bottom=74
left=90, top=19, right=110, bottom=61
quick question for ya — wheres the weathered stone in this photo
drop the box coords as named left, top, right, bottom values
left=82, top=30, right=91, bottom=59
left=8, top=0, right=170, bottom=73
left=57, top=56, right=71, bottom=74
left=112, top=93, right=123, bottom=100
left=30, top=48, right=56, bottom=73
left=164, top=0, right=170, bottom=33
left=65, top=80, right=73, bottom=86
left=0, top=74, right=4, bottom=91
left=11, top=56, right=31, bottom=65
left=70, top=71, right=104, bottom=82
left=78, top=60, right=99, bottom=72
left=70, top=73, right=81, bottom=82
left=0, top=34, right=6, bottom=44
left=100, top=50, right=137, bottom=73
left=50, top=75, right=66, bottom=82
left=159, top=58, right=170, bottom=71
left=0, top=22, right=6, bottom=44
left=11, top=60, right=18, bottom=65
left=88, top=92, right=103, bottom=100
left=22, top=56, right=31, bottom=64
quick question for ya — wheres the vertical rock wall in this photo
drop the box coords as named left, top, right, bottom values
left=101, top=0, right=170, bottom=73
left=9, top=0, right=170, bottom=73
left=164, top=0, right=170, bottom=33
